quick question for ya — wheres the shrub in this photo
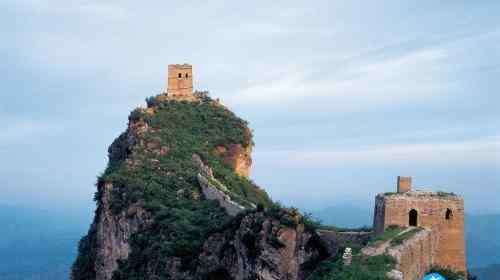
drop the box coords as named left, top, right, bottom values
left=308, top=254, right=396, bottom=280
left=76, top=95, right=273, bottom=279
left=370, top=225, right=404, bottom=244
left=390, top=227, right=422, bottom=246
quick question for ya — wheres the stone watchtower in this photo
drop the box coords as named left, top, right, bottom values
left=397, top=176, right=412, bottom=193
left=165, top=64, right=195, bottom=100
left=373, top=176, right=467, bottom=274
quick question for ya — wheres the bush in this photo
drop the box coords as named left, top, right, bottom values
left=370, top=225, right=404, bottom=244
left=390, top=227, right=422, bottom=246
left=308, top=254, right=396, bottom=280
left=75, top=95, right=273, bottom=279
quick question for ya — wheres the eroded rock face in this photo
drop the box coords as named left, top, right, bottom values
left=73, top=97, right=330, bottom=280
left=93, top=182, right=151, bottom=280
left=196, top=212, right=328, bottom=280
left=215, top=143, right=252, bottom=177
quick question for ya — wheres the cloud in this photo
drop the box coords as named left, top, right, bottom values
left=255, top=136, right=500, bottom=168
left=11, top=0, right=130, bottom=20
left=1, top=1, right=499, bottom=213
left=0, top=118, right=64, bottom=145
left=229, top=48, right=454, bottom=110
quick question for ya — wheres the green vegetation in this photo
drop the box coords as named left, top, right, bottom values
left=73, top=94, right=274, bottom=279
left=71, top=228, right=97, bottom=279
left=308, top=254, right=396, bottom=280
left=435, top=191, right=457, bottom=197
left=101, top=96, right=272, bottom=214
left=370, top=225, right=404, bottom=244
left=384, top=192, right=399, bottom=196
left=390, top=227, right=422, bottom=246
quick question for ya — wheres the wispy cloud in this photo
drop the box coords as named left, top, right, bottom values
left=1, top=1, right=499, bottom=212
left=255, top=136, right=500, bottom=168
left=0, top=118, right=63, bottom=145
left=12, top=0, right=131, bottom=20
left=229, top=48, right=454, bottom=110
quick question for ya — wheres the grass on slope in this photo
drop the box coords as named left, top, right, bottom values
left=308, top=254, right=396, bottom=280
left=369, top=225, right=404, bottom=244
left=73, top=95, right=273, bottom=280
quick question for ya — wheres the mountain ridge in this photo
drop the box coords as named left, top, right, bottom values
left=71, top=93, right=329, bottom=280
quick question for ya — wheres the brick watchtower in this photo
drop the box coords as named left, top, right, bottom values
left=373, top=176, right=467, bottom=275
left=165, top=64, right=194, bottom=100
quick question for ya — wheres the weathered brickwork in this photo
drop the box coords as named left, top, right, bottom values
left=397, top=176, right=412, bottom=193
left=387, top=228, right=439, bottom=280
left=373, top=180, right=467, bottom=275
left=165, top=64, right=195, bottom=100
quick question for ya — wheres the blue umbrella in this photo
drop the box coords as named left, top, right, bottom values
left=423, top=273, right=446, bottom=280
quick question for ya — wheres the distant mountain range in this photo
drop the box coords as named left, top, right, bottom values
left=309, top=204, right=373, bottom=229
left=0, top=204, right=90, bottom=280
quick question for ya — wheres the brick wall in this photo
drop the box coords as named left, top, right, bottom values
left=387, top=228, right=439, bottom=280
left=373, top=192, right=467, bottom=274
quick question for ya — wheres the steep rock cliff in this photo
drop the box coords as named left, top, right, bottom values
left=93, top=183, right=152, bottom=280
left=196, top=211, right=328, bottom=280
left=72, top=93, right=329, bottom=280
left=214, top=143, right=253, bottom=178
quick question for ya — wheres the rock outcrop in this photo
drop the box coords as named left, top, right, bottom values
left=215, top=143, right=253, bottom=177
left=93, top=183, right=151, bottom=280
left=71, top=94, right=330, bottom=280
left=196, top=212, right=328, bottom=280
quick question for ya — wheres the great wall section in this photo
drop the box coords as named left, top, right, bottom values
left=162, top=65, right=468, bottom=280
left=365, top=176, right=467, bottom=280
left=74, top=64, right=468, bottom=280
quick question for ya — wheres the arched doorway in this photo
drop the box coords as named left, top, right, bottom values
left=409, top=209, right=418, bottom=226
left=445, top=208, right=453, bottom=220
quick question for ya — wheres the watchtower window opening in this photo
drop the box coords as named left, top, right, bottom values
left=185, top=73, right=189, bottom=78
left=446, top=208, right=453, bottom=220
left=409, top=209, right=418, bottom=226
left=178, top=73, right=182, bottom=78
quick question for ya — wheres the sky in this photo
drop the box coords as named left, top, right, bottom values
left=1, top=1, right=499, bottom=217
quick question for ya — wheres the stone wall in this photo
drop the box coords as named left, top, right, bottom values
left=192, top=154, right=248, bottom=216
left=373, top=195, right=386, bottom=236
left=397, top=176, right=412, bottom=193
left=317, top=230, right=373, bottom=256
left=197, top=173, right=246, bottom=216
left=373, top=192, right=467, bottom=274
left=387, top=228, right=439, bottom=280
